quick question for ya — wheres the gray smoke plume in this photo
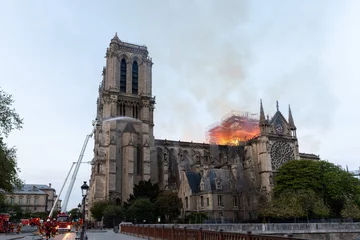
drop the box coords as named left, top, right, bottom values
left=138, top=1, right=337, bottom=150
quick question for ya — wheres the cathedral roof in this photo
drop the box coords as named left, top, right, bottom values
left=185, top=171, right=201, bottom=193
left=203, top=169, right=235, bottom=193
left=269, top=109, right=288, bottom=126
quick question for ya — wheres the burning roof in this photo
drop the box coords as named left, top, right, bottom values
left=206, top=111, right=260, bottom=145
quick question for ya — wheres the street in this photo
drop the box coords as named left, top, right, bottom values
left=0, top=230, right=142, bottom=240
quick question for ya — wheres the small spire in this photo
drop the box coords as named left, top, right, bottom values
left=260, top=99, right=265, bottom=124
left=288, top=104, right=296, bottom=130
left=111, top=32, right=121, bottom=42
left=276, top=100, right=279, bottom=111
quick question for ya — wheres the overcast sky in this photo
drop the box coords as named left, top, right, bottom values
left=1, top=0, right=359, bottom=211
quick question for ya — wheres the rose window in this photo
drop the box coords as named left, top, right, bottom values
left=270, top=141, right=294, bottom=171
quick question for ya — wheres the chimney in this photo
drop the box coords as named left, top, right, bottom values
left=49, top=183, right=52, bottom=188
left=32, top=186, right=36, bottom=191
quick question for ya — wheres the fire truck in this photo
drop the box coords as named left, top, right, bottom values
left=21, top=219, right=30, bottom=226
left=30, top=217, right=40, bottom=227
left=56, top=212, right=72, bottom=232
left=0, top=213, right=10, bottom=233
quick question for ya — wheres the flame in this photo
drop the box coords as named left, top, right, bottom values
left=207, top=112, right=260, bottom=145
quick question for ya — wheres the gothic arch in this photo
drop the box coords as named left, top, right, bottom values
left=117, top=53, right=131, bottom=62
left=131, top=55, right=143, bottom=65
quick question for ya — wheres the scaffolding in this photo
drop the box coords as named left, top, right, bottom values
left=206, top=111, right=260, bottom=145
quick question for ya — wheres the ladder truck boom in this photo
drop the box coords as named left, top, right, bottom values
left=61, top=122, right=98, bottom=212
left=48, top=162, right=75, bottom=218
left=48, top=120, right=99, bottom=218
left=48, top=161, right=92, bottom=218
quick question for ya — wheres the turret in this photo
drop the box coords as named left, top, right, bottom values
left=259, top=99, right=269, bottom=135
left=288, top=105, right=297, bottom=137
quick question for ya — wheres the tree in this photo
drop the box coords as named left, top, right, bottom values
left=155, top=191, right=182, bottom=223
left=341, top=200, right=360, bottom=219
left=127, top=198, right=155, bottom=223
left=273, top=160, right=360, bottom=217
left=22, top=208, right=32, bottom=218
left=0, top=140, right=23, bottom=192
left=184, top=212, right=208, bottom=224
left=68, top=207, right=81, bottom=220
left=90, top=200, right=111, bottom=221
left=260, top=189, right=331, bottom=221
left=7, top=204, right=23, bottom=221
left=126, top=179, right=160, bottom=206
left=0, top=88, right=23, bottom=196
left=0, top=89, right=23, bottom=138
left=103, top=205, right=124, bottom=227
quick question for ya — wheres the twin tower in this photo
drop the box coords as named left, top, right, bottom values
left=89, top=34, right=156, bottom=204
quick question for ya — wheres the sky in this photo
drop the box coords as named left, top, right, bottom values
left=1, top=0, right=359, bottom=210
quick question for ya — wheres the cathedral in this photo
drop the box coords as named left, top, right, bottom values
left=88, top=34, right=319, bottom=222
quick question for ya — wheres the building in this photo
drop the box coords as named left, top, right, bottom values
left=5, top=184, right=61, bottom=213
left=88, top=35, right=319, bottom=222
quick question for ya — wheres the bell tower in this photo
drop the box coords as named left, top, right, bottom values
left=89, top=34, right=155, bottom=205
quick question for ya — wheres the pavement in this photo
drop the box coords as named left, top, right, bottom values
left=0, top=230, right=143, bottom=240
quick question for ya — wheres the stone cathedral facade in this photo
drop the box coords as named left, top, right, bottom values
left=88, top=35, right=319, bottom=222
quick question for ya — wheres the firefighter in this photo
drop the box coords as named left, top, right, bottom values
left=44, top=219, right=52, bottom=239
left=39, top=221, right=45, bottom=236
left=75, top=221, right=79, bottom=232
left=51, top=218, right=57, bottom=237
left=16, top=223, right=22, bottom=234
left=10, top=222, right=15, bottom=234
left=3, top=219, right=9, bottom=234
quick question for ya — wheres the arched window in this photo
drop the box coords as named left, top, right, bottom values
left=97, top=163, right=101, bottom=174
left=132, top=61, right=138, bottom=94
left=120, top=59, right=126, bottom=93
left=136, top=144, right=142, bottom=175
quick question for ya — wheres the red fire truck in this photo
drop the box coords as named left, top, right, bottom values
left=0, top=213, right=10, bottom=233
left=29, top=217, right=40, bottom=226
left=21, top=219, right=30, bottom=226
left=56, top=213, right=72, bottom=232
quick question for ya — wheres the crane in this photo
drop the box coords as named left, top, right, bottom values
left=48, top=119, right=100, bottom=218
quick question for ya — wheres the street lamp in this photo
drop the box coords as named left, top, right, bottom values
left=80, top=181, right=89, bottom=240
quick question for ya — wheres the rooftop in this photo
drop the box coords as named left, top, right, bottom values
left=12, top=184, right=54, bottom=195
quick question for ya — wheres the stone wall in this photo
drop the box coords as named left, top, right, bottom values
left=146, top=223, right=360, bottom=236
left=293, top=232, right=360, bottom=240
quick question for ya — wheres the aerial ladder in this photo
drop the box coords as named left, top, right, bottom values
left=48, top=119, right=100, bottom=218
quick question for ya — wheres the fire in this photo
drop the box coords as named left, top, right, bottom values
left=206, top=111, right=260, bottom=145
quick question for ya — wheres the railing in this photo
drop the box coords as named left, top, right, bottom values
left=120, top=225, right=308, bottom=240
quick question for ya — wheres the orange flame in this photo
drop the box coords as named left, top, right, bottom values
left=207, top=112, right=260, bottom=145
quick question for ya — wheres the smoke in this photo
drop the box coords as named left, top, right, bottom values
left=138, top=1, right=338, bottom=148
left=141, top=0, right=252, bottom=120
